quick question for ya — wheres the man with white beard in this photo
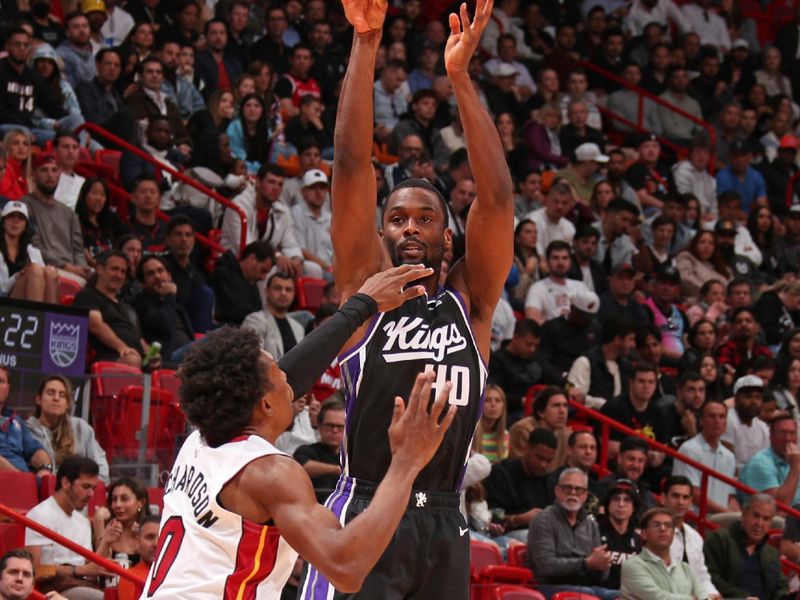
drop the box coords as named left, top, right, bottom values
left=528, top=468, right=619, bottom=600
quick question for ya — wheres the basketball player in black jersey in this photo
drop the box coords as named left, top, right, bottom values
left=298, top=0, right=514, bottom=598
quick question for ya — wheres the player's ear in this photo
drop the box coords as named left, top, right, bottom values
left=378, top=228, right=384, bottom=238
left=443, top=227, right=453, bottom=251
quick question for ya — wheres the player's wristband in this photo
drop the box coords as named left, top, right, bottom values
left=278, top=293, right=378, bottom=398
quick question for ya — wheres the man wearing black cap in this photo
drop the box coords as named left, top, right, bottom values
left=598, top=263, right=651, bottom=323
left=598, top=480, right=641, bottom=590
left=624, top=133, right=673, bottom=214
left=596, top=199, right=642, bottom=274
left=715, top=138, right=767, bottom=214
left=485, top=428, right=558, bottom=540
left=644, top=265, right=689, bottom=362
left=568, top=224, right=608, bottom=294
left=713, top=218, right=762, bottom=282
left=598, top=436, right=659, bottom=511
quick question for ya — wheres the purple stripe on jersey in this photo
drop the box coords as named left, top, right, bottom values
left=339, top=313, right=381, bottom=364
left=307, top=477, right=355, bottom=599
left=342, top=357, right=362, bottom=431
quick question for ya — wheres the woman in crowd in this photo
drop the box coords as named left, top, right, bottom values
left=694, top=355, right=733, bottom=401
left=675, top=230, right=731, bottom=304
left=31, top=45, right=85, bottom=135
left=637, top=215, right=676, bottom=276
left=589, top=180, right=615, bottom=223
left=523, top=103, right=569, bottom=171
left=125, top=22, right=156, bottom=61
left=755, top=47, right=793, bottom=99
left=683, top=195, right=702, bottom=233
left=472, top=384, right=509, bottom=464
left=771, top=357, right=800, bottom=426
left=26, top=375, right=109, bottom=483
left=681, top=319, right=718, bottom=373
left=495, top=112, right=529, bottom=181
left=527, top=67, right=561, bottom=112
left=0, top=201, right=58, bottom=303
left=754, top=279, right=800, bottom=349
left=747, top=205, right=779, bottom=279
left=686, top=279, right=728, bottom=327
left=233, top=75, right=257, bottom=113
left=227, top=93, right=271, bottom=174
left=188, top=89, right=235, bottom=145
left=75, top=178, right=129, bottom=267
left=160, top=0, right=200, bottom=46
left=510, top=219, right=540, bottom=310
left=115, top=234, right=143, bottom=302
left=93, top=478, right=152, bottom=564
left=0, top=130, right=32, bottom=200
left=247, top=60, right=276, bottom=104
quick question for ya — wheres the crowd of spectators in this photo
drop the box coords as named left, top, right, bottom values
left=3, top=0, right=800, bottom=596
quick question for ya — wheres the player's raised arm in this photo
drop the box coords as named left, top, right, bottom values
left=446, top=0, right=514, bottom=352
left=331, top=0, right=389, bottom=295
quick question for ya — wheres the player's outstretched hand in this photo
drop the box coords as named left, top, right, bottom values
left=388, top=372, right=457, bottom=472
left=445, top=0, right=494, bottom=74
left=357, top=264, right=434, bottom=312
left=342, top=0, right=388, bottom=34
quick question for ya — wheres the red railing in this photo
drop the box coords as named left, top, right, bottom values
left=580, top=60, right=717, bottom=174
left=75, top=122, right=248, bottom=255
left=0, top=503, right=146, bottom=586
left=570, top=400, right=800, bottom=532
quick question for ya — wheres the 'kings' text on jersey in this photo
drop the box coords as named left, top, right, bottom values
left=339, top=288, right=487, bottom=492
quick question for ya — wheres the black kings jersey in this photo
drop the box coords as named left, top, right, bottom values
left=338, top=287, right=487, bottom=492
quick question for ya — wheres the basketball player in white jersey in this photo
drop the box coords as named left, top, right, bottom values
left=142, top=264, right=457, bottom=599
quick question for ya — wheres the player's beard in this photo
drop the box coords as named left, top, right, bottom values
left=386, top=237, right=443, bottom=273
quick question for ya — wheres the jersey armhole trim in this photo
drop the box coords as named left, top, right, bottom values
left=443, top=286, right=489, bottom=373
left=339, top=313, right=383, bottom=365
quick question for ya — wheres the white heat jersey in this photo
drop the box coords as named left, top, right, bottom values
left=141, top=430, right=298, bottom=600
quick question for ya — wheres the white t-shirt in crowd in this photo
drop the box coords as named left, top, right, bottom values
left=25, top=496, right=92, bottom=565
left=525, top=277, right=589, bottom=322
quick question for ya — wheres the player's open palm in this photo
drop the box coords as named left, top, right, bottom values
left=389, top=372, right=456, bottom=471
left=357, top=264, right=433, bottom=312
left=444, top=0, right=493, bottom=74
left=342, top=0, right=388, bottom=34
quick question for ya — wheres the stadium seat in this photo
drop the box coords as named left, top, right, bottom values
left=295, top=277, right=327, bottom=312
left=88, top=481, right=107, bottom=518
left=95, top=149, right=122, bottom=182
left=551, top=592, right=601, bottom=600
left=0, top=472, right=39, bottom=513
left=152, top=369, right=181, bottom=401
left=147, top=486, right=164, bottom=513
left=38, top=474, right=57, bottom=501
left=0, top=522, right=24, bottom=554
left=57, top=276, right=82, bottom=299
left=90, top=362, right=143, bottom=400
left=493, top=585, right=546, bottom=600
left=506, top=545, right=528, bottom=568
left=471, top=540, right=503, bottom=572
left=60, top=294, right=75, bottom=306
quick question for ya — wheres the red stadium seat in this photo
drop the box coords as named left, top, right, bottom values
left=0, top=472, right=38, bottom=513
left=57, top=276, right=82, bottom=299
left=551, top=592, right=601, bottom=600
left=506, top=545, right=528, bottom=568
left=493, top=585, right=546, bottom=600
left=295, top=277, right=327, bottom=312
left=88, top=480, right=107, bottom=518
left=471, top=540, right=503, bottom=572
left=60, top=294, right=75, bottom=306
left=523, top=385, right=548, bottom=417
left=38, top=474, right=57, bottom=501
left=95, top=149, right=122, bottom=182
left=147, top=486, right=164, bottom=513
left=152, top=369, right=181, bottom=401
left=0, top=522, right=24, bottom=554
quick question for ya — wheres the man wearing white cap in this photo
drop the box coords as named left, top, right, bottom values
left=740, top=413, right=800, bottom=505
left=721, top=375, right=770, bottom=473
left=291, top=169, right=333, bottom=280
left=556, top=143, right=608, bottom=205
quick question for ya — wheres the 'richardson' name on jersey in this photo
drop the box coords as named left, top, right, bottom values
left=381, top=317, right=467, bottom=363
left=164, top=464, right=219, bottom=528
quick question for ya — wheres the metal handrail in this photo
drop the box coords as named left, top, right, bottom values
left=579, top=59, right=717, bottom=174
left=569, top=400, right=800, bottom=531
left=0, top=503, right=145, bottom=585
left=74, top=122, right=248, bottom=255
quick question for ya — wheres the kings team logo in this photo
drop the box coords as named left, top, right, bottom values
left=49, top=321, right=81, bottom=368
